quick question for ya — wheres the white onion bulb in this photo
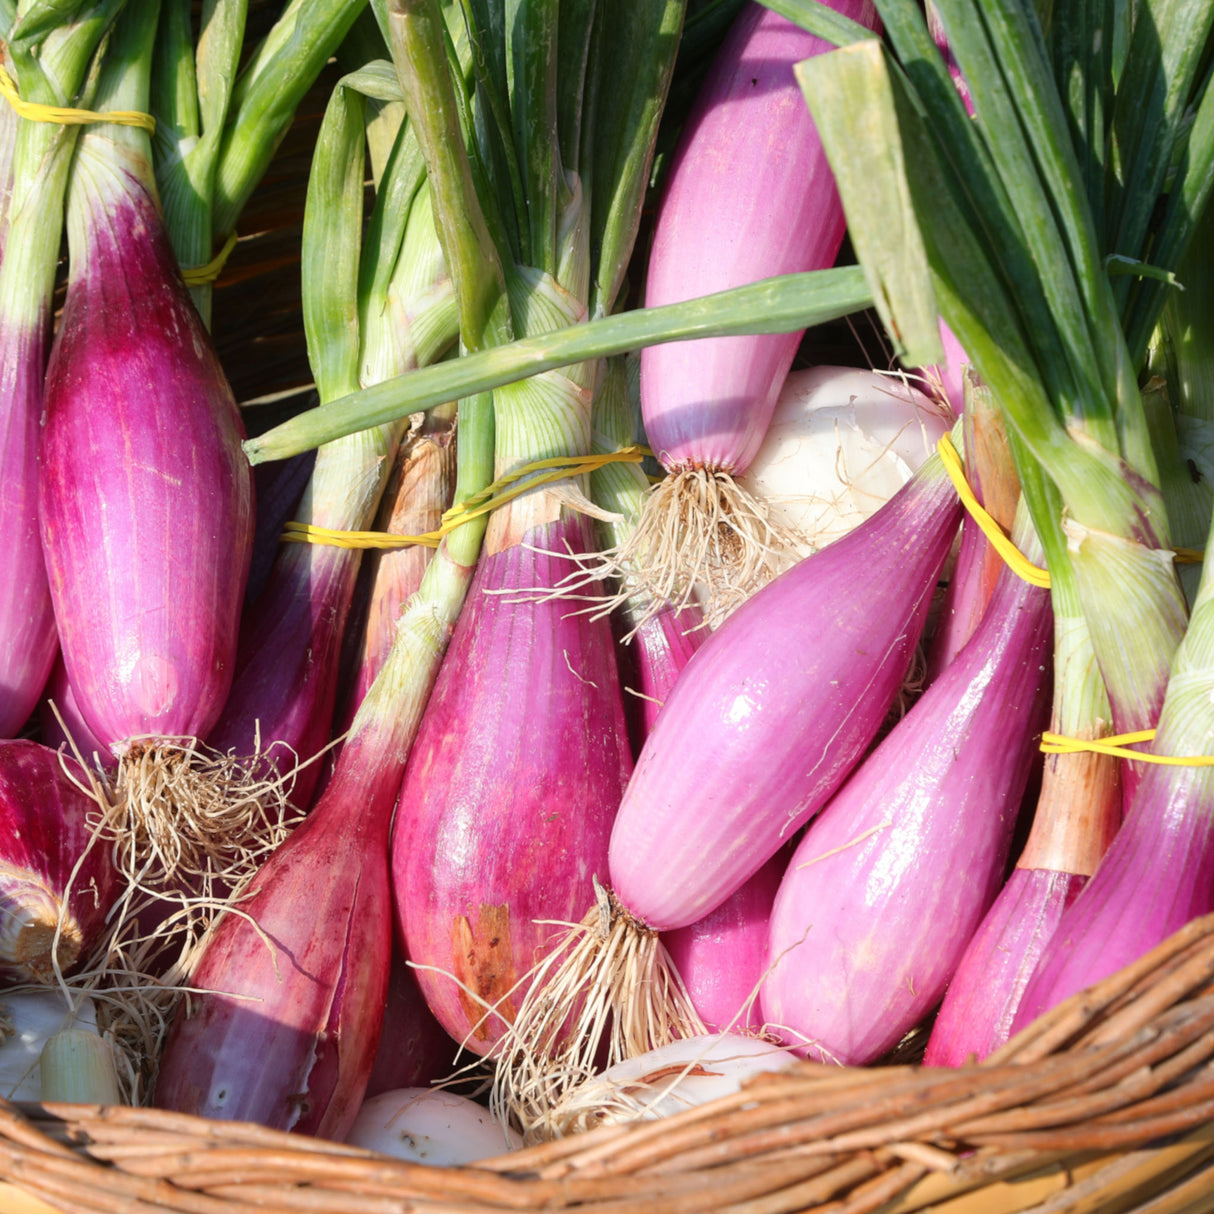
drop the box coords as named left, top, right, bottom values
left=344, top=1087, right=521, bottom=1165
left=740, top=365, right=952, bottom=551
left=0, top=991, right=102, bottom=1101
left=546, top=1033, right=799, bottom=1137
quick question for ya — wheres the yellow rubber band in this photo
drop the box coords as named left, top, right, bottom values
left=181, top=231, right=239, bottom=287
left=281, top=445, right=650, bottom=550
left=1041, top=728, right=1214, bottom=766
left=0, top=64, right=156, bottom=133
left=937, top=435, right=1052, bottom=588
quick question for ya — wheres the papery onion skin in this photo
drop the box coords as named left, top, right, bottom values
left=392, top=514, right=632, bottom=1054
left=0, top=739, right=117, bottom=984
left=761, top=559, right=1052, bottom=1065
left=38, top=150, right=253, bottom=749
left=739, top=365, right=949, bottom=551
left=608, top=456, right=962, bottom=933
left=639, top=1, right=878, bottom=474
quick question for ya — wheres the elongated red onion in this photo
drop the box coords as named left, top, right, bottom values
left=155, top=687, right=402, bottom=1137
left=622, top=1, right=880, bottom=617
left=925, top=615, right=1120, bottom=1066
left=392, top=512, right=632, bottom=1052
left=641, top=1, right=876, bottom=477
left=38, top=137, right=253, bottom=751
left=760, top=517, right=1052, bottom=1064
left=38, top=653, right=111, bottom=769
left=336, top=408, right=457, bottom=736
left=0, top=739, right=117, bottom=984
left=1011, top=568, right=1214, bottom=1028
left=615, top=603, right=706, bottom=756
left=246, top=451, right=316, bottom=607
left=925, top=375, right=1018, bottom=681
left=609, top=453, right=962, bottom=933
left=364, top=949, right=460, bottom=1099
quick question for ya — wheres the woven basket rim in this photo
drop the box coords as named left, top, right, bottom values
left=2, top=913, right=1214, bottom=1213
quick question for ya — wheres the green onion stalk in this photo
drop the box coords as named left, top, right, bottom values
left=1148, top=199, right=1214, bottom=607
left=204, top=56, right=461, bottom=813
left=0, top=1, right=127, bottom=740
left=790, top=0, right=1201, bottom=798
left=151, top=0, right=367, bottom=324
left=382, top=0, right=702, bottom=1076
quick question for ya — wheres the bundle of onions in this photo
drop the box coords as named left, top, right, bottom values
left=156, top=21, right=501, bottom=1134
left=493, top=445, right=961, bottom=1130
left=387, top=0, right=682, bottom=1061
left=37, top=12, right=255, bottom=875
left=206, top=64, right=458, bottom=811
left=926, top=529, right=1120, bottom=1064
left=761, top=499, right=1052, bottom=1064
left=1010, top=514, right=1214, bottom=1028
left=618, top=0, right=879, bottom=622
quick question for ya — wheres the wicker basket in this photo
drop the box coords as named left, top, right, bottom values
left=1, top=913, right=1213, bottom=1213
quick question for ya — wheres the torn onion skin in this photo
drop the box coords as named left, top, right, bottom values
left=391, top=513, right=633, bottom=1054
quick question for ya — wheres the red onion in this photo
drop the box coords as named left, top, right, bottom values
left=155, top=686, right=403, bottom=1137
left=625, top=0, right=881, bottom=616
left=663, top=852, right=786, bottom=1036
left=38, top=134, right=252, bottom=752
left=926, top=615, right=1121, bottom=1065
left=364, top=949, right=459, bottom=1099
left=1011, top=576, right=1214, bottom=1028
left=610, top=453, right=962, bottom=933
left=392, top=512, right=633, bottom=1053
left=39, top=653, right=110, bottom=768
left=641, top=1, right=875, bottom=475
left=0, top=740, right=117, bottom=984
left=761, top=512, right=1052, bottom=1065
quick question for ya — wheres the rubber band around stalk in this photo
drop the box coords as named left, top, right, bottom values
left=489, top=877, right=706, bottom=1141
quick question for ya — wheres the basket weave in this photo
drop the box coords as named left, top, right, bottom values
left=2, top=913, right=1214, bottom=1214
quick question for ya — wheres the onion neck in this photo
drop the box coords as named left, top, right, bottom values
left=1017, top=612, right=1121, bottom=876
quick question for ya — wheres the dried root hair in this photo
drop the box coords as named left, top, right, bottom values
left=38, top=728, right=305, bottom=1103
left=489, top=879, right=706, bottom=1141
